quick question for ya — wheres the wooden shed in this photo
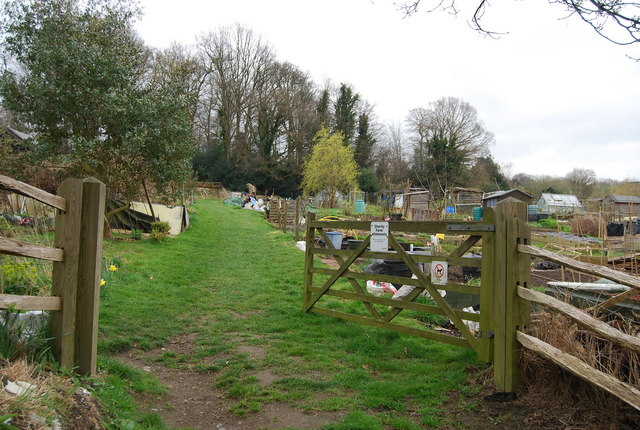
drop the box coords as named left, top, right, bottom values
left=603, top=195, right=640, bottom=217
left=401, top=190, right=436, bottom=221
left=448, top=187, right=483, bottom=213
left=482, top=189, right=533, bottom=209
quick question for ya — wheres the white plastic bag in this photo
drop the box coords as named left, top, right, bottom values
left=366, top=280, right=397, bottom=296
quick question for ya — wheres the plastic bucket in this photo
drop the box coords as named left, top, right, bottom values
left=326, top=231, right=343, bottom=249
left=354, top=199, right=365, bottom=214
left=472, top=206, right=483, bottom=221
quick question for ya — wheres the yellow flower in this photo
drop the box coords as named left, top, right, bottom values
left=100, top=279, right=106, bottom=286
left=109, top=265, right=117, bottom=272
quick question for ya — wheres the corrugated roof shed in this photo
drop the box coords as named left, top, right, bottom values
left=605, top=195, right=640, bottom=204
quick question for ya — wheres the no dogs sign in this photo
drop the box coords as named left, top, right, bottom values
left=430, top=261, right=448, bottom=286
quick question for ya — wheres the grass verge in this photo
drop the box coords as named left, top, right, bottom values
left=96, top=199, right=481, bottom=429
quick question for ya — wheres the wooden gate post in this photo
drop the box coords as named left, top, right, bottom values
left=51, top=178, right=105, bottom=375
left=492, top=198, right=531, bottom=392
left=478, top=207, right=496, bottom=363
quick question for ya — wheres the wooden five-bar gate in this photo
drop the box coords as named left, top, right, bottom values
left=0, top=174, right=105, bottom=375
left=304, top=199, right=640, bottom=410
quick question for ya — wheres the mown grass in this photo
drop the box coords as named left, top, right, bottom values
left=95, top=200, right=481, bottom=429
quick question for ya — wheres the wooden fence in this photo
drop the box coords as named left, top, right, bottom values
left=0, top=174, right=105, bottom=375
left=304, top=199, right=640, bottom=410
left=266, top=197, right=303, bottom=240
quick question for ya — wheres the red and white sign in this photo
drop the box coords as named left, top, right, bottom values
left=430, top=261, right=448, bottom=286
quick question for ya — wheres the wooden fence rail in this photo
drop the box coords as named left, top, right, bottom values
left=517, top=226, right=640, bottom=411
left=0, top=174, right=104, bottom=375
left=267, top=197, right=302, bottom=240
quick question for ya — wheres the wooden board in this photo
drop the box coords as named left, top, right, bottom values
left=517, top=331, right=640, bottom=411
left=0, top=237, right=63, bottom=261
left=519, top=244, right=640, bottom=291
left=0, top=174, right=66, bottom=211
left=0, top=293, right=61, bottom=311
left=518, top=287, right=640, bottom=354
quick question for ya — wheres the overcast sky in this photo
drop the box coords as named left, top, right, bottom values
left=135, top=0, right=639, bottom=181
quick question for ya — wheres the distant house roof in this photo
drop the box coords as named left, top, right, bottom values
left=604, top=195, right=640, bottom=204
left=538, top=193, right=582, bottom=207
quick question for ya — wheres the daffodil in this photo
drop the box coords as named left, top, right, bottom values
left=100, top=279, right=106, bottom=286
left=109, top=265, right=117, bottom=272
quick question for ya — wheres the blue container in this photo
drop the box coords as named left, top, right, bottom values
left=354, top=199, right=365, bottom=214
left=326, top=231, right=343, bottom=249
left=446, top=206, right=455, bottom=214
left=472, top=206, right=483, bottom=221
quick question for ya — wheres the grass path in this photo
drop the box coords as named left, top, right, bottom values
left=96, top=200, right=480, bottom=429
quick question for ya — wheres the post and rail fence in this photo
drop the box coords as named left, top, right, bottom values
left=304, top=198, right=640, bottom=411
left=0, top=174, right=105, bottom=375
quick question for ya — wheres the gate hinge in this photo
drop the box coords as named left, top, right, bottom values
left=479, top=330, right=495, bottom=339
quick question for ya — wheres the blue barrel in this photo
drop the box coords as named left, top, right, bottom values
left=472, top=206, right=483, bottom=221
left=354, top=199, right=365, bottom=214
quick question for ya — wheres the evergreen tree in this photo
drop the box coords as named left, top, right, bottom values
left=333, top=83, right=359, bottom=146
left=354, top=113, right=375, bottom=169
left=316, top=88, right=331, bottom=128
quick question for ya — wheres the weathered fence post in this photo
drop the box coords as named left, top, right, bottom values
left=294, top=197, right=301, bottom=241
left=303, top=211, right=316, bottom=311
left=74, top=178, right=105, bottom=375
left=492, top=198, right=531, bottom=392
left=51, top=178, right=105, bottom=375
left=478, top=207, right=496, bottom=363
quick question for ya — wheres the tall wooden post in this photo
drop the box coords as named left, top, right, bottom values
left=492, top=199, right=531, bottom=392
left=303, top=212, right=316, bottom=311
left=51, top=179, right=83, bottom=370
left=294, top=197, right=301, bottom=241
left=478, top=207, right=496, bottom=363
left=74, top=178, right=105, bottom=375
left=51, top=178, right=105, bottom=375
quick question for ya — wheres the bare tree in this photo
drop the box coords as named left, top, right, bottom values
left=407, top=97, right=493, bottom=197
left=399, top=1, right=640, bottom=48
left=374, top=122, right=410, bottom=190
left=566, top=167, right=597, bottom=201
left=197, top=25, right=274, bottom=163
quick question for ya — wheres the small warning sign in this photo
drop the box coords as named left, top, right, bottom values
left=430, top=261, right=448, bottom=286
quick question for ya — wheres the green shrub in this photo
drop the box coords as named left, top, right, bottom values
left=0, top=217, right=14, bottom=237
left=0, top=256, right=39, bottom=295
left=150, top=221, right=171, bottom=241
left=538, top=218, right=558, bottom=229
left=130, top=229, right=142, bottom=240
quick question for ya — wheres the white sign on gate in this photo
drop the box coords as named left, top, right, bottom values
left=430, top=261, right=448, bottom=286
left=370, top=222, right=389, bottom=252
